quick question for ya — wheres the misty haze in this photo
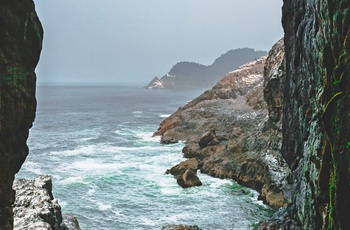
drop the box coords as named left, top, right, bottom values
left=14, top=1, right=284, bottom=229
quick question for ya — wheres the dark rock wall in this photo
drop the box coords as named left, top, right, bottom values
left=282, top=0, right=349, bottom=229
left=0, top=1, right=43, bottom=229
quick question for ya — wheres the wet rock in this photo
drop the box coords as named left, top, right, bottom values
left=13, top=175, right=80, bottom=230
left=167, top=158, right=200, bottom=176
left=61, top=215, right=81, bottom=230
left=161, top=224, right=202, bottom=230
left=181, top=169, right=202, bottom=188
left=167, top=158, right=202, bottom=188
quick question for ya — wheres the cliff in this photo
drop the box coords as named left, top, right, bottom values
left=258, top=1, right=350, bottom=229
left=0, top=1, right=43, bottom=228
left=154, top=41, right=289, bottom=209
left=145, top=48, right=267, bottom=89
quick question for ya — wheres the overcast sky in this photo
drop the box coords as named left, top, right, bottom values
left=33, top=0, right=283, bottom=84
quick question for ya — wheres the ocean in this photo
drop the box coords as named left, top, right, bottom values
left=16, top=84, right=273, bottom=230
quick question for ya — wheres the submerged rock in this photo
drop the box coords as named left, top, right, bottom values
left=161, top=224, right=202, bottom=230
left=13, top=175, right=80, bottom=230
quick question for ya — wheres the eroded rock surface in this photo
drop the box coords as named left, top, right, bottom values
left=257, top=1, right=350, bottom=229
left=166, top=158, right=202, bottom=188
left=13, top=175, right=81, bottom=230
left=155, top=45, right=289, bottom=209
left=0, top=1, right=43, bottom=228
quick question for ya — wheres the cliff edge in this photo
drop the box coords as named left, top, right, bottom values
left=0, top=1, right=43, bottom=228
left=257, top=1, right=350, bottom=229
left=155, top=40, right=289, bottom=209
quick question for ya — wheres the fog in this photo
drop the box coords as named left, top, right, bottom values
left=33, top=0, right=283, bottom=84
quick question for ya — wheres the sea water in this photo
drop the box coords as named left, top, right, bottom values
left=16, top=84, right=273, bottom=230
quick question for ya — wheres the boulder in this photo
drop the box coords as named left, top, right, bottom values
left=198, top=130, right=217, bottom=149
left=166, top=158, right=202, bottom=188
left=167, top=158, right=199, bottom=176
left=181, top=169, right=202, bottom=188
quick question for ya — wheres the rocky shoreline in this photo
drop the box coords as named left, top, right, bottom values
left=13, top=175, right=80, bottom=230
left=156, top=39, right=289, bottom=209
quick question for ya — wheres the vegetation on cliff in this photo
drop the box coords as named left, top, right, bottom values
left=145, top=48, right=267, bottom=89
left=279, top=0, right=350, bottom=229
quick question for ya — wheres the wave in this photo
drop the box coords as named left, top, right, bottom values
left=135, top=132, right=160, bottom=143
left=49, top=145, right=96, bottom=156
left=158, top=114, right=171, bottom=118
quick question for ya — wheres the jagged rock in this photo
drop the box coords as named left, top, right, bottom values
left=167, top=158, right=200, bottom=176
left=161, top=224, right=202, bottom=230
left=155, top=53, right=289, bottom=208
left=263, top=38, right=285, bottom=130
left=61, top=215, right=81, bottom=230
left=0, top=1, right=43, bottom=228
left=263, top=0, right=350, bottom=229
left=198, top=130, right=218, bottom=148
left=13, top=175, right=80, bottom=230
left=180, top=169, right=202, bottom=188
left=144, top=77, right=164, bottom=89
left=166, top=158, right=202, bottom=188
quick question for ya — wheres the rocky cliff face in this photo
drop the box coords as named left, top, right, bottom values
left=258, top=1, right=350, bottom=229
left=280, top=0, right=349, bottom=229
left=155, top=44, right=290, bottom=209
left=0, top=1, right=43, bottom=229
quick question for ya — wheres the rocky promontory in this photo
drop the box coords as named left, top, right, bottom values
left=155, top=39, right=289, bottom=209
left=145, top=48, right=267, bottom=89
left=13, top=175, right=81, bottom=230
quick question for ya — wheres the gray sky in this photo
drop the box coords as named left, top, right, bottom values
left=33, top=0, right=283, bottom=84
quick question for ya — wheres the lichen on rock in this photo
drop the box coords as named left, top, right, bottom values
left=0, top=1, right=43, bottom=228
left=257, top=0, right=350, bottom=229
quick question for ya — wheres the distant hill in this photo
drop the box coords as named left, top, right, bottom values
left=145, top=48, right=267, bottom=89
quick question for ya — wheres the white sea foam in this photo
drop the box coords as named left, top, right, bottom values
left=208, top=177, right=233, bottom=188
left=97, top=201, right=112, bottom=211
left=158, top=114, right=171, bottom=118
left=135, top=132, right=160, bottom=143
left=87, top=187, right=96, bottom=196
left=68, top=159, right=125, bottom=173
left=132, top=111, right=143, bottom=117
left=59, top=176, right=87, bottom=185
left=139, top=217, right=157, bottom=227
left=20, top=161, right=44, bottom=175
left=49, top=145, right=96, bottom=156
